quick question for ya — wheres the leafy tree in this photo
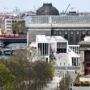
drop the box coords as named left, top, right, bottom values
left=0, top=58, right=7, bottom=65
left=12, top=20, right=26, bottom=34
left=0, top=64, right=16, bottom=90
left=0, top=48, right=54, bottom=90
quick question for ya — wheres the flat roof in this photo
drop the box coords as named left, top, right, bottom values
left=36, top=35, right=67, bottom=43
left=79, top=41, right=90, bottom=45
left=25, top=15, right=90, bottom=25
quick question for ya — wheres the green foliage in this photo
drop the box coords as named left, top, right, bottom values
left=73, top=74, right=81, bottom=86
left=74, top=76, right=90, bottom=86
left=46, top=62, right=54, bottom=79
left=12, top=20, right=26, bottom=34
left=0, top=64, right=16, bottom=89
left=17, top=20, right=25, bottom=24
left=50, top=60, right=56, bottom=65
left=0, top=49, right=54, bottom=90
left=0, top=58, right=7, bottom=64
left=7, top=56, right=27, bottom=77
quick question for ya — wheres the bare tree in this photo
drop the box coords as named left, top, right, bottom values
left=58, top=71, right=72, bottom=90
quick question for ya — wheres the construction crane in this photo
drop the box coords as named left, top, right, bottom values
left=65, top=4, right=71, bottom=14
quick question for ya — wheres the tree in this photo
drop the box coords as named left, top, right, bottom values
left=59, top=71, right=71, bottom=90
left=0, top=64, right=16, bottom=90
left=12, top=20, right=26, bottom=34
left=0, top=48, right=54, bottom=90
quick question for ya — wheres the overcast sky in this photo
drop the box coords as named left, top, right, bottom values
left=0, top=0, right=90, bottom=12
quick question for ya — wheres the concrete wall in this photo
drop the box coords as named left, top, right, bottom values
left=27, top=28, right=51, bottom=46
left=80, top=50, right=85, bottom=75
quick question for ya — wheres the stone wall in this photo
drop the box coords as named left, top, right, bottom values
left=80, top=50, right=85, bottom=75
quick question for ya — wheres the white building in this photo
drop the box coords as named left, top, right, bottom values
left=30, top=35, right=80, bottom=67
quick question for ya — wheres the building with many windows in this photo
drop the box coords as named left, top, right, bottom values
left=26, top=15, right=90, bottom=45
left=30, top=35, right=80, bottom=67
left=26, top=3, right=90, bottom=45
left=4, top=19, right=24, bottom=34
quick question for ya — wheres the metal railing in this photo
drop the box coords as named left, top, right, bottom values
left=54, top=66, right=80, bottom=70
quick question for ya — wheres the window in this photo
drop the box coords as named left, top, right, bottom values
left=52, top=30, right=57, bottom=35
left=38, top=43, right=48, bottom=56
left=82, top=31, right=85, bottom=35
left=64, top=34, right=68, bottom=40
left=72, top=58, right=77, bottom=66
left=57, top=42, right=67, bottom=53
left=71, top=31, right=73, bottom=34
left=65, top=31, right=67, bottom=34
left=58, top=31, right=61, bottom=35
left=69, top=35, right=74, bottom=44
left=87, top=31, right=90, bottom=35
left=76, top=31, right=79, bottom=34
left=76, top=36, right=79, bottom=44
left=53, top=30, right=56, bottom=35
left=81, top=34, right=85, bottom=40
left=7, top=21, right=11, bottom=23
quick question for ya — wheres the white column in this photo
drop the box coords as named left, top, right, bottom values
left=43, top=43, right=45, bottom=56
left=76, top=58, right=77, bottom=66
left=77, top=58, right=78, bottom=66
left=42, top=43, right=43, bottom=56
left=48, top=43, right=50, bottom=55
left=44, top=43, right=45, bottom=56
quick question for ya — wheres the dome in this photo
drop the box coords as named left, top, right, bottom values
left=36, top=3, right=59, bottom=15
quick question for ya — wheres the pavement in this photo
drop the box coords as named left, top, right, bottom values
left=72, top=86, right=90, bottom=90
left=43, top=70, right=90, bottom=90
left=43, top=76, right=61, bottom=90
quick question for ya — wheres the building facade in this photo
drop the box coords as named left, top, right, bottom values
left=30, top=35, right=80, bottom=67
left=4, top=19, right=24, bottom=34
left=26, top=15, right=90, bottom=45
left=79, top=36, right=90, bottom=75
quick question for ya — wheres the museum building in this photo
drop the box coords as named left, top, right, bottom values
left=26, top=3, right=90, bottom=46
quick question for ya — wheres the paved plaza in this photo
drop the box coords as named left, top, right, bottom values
left=72, top=86, right=90, bottom=90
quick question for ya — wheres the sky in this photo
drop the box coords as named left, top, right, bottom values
left=0, top=0, right=90, bottom=12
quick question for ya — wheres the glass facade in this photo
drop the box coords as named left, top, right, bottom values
left=57, top=42, right=67, bottom=53
left=72, top=57, right=79, bottom=66
left=38, top=43, right=48, bottom=56
left=69, top=45, right=80, bottom=54
left=26, top=15, right=90, bottom=24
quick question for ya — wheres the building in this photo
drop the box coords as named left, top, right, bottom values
left=26, top=3, right=90, bottom=45
left=36, top=3, right=59, bottom=15
left=4, top=19, right=24, bottom=34
left=30, top=35, right=80, bottom=67
left=79, top=36, right=90, bottom=75
left=26, top=15, right=90, bottom=45
left=0, top=14, right=13, bottom=19
left=69, top=45, right=80, bottom=54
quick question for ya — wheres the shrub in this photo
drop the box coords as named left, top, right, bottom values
left=74, top=80, right=80, bottom=86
